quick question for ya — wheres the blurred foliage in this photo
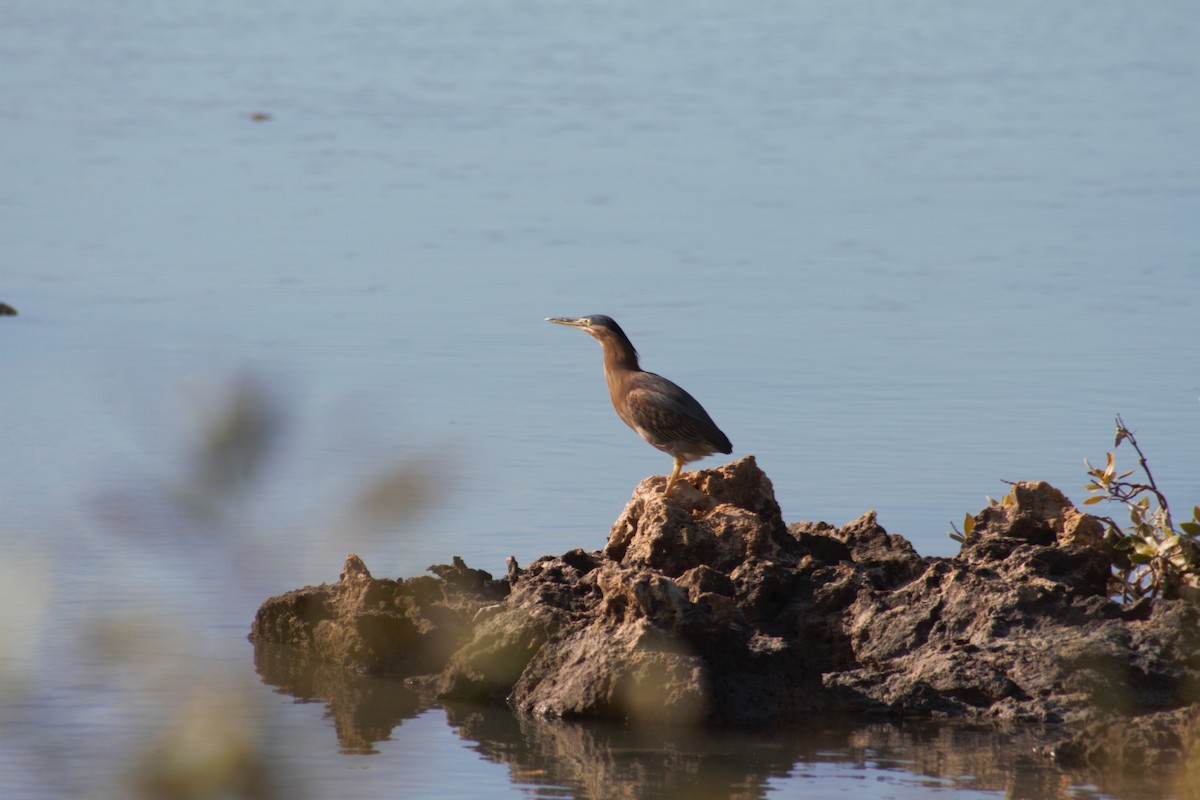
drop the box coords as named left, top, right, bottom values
left=131, top=686, right=278, bottom=800
left=176, top=372, right=284, bottom=520
left=2, top=370, right=441, bottom=799
left=1084, top=415, right=1200, bottom=603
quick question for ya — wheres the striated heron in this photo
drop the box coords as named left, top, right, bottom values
left=546, top=315, right=732, bottom=498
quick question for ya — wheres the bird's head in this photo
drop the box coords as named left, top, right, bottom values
left=546, top=315, right=639, bottom=361
left=546, top=314, right=622, bottom=337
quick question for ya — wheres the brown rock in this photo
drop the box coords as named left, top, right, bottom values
left=250, top=553, right=506, bottom=675
left=605, top=456, right=792, bottom=576
left=249, top=459, right=1200, bottom=769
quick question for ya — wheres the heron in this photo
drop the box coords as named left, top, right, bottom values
left=546, top=315, right=732, bottom=498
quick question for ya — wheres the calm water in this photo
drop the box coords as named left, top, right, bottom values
left=2, top=1, right=1198, bottom=797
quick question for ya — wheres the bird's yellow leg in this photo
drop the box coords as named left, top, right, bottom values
left=663, top=456, right=683, bottom=498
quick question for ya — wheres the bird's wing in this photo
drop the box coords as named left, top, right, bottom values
left=624, top=373, right=728, bottom=450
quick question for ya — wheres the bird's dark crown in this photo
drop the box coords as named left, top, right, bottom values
left=578, top=314, right=622, bottom=334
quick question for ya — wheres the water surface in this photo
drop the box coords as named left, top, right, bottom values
left=2, top=1, right=1198, bottom=797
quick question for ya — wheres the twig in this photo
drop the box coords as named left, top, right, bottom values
left=1114, top=414, right=1173, bottom=527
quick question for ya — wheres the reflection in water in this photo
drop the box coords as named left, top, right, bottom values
left=447, top=713, right=1074, bottom=800
left=254, top=640, right=1182, bottom=799
left=448, top=708, right=796, bottom=800
left=254, top=641, right=423, bottom=755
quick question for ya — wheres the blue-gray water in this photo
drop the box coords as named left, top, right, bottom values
left=2, top=1, right=1198, bottom=797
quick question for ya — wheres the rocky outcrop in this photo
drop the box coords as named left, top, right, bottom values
left=250, top=554, right=508, bottom=676
left=249, top=456, right=1200, bottom=764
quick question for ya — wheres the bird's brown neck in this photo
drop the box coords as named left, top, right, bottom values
left=601, top=343, right=641, bottom=413
left=601, top=342, right=640, bottom=376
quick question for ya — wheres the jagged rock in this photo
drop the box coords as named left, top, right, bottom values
left=249, top=458, right=1200, bottom=767
left=512, top=570, right=714, bottom=724
left=604, top=455, right=790, bottom=576
left=249, top=553, right=507, bottom=675
left=437, top=604, right=563, bottom=702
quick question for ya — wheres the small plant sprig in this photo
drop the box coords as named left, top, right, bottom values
left=1084, top=415, right=1200, bottom=602
left=948, top=485, right=1017, bottom=544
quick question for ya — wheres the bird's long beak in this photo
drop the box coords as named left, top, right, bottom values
left=546, top=317, right=586, bottom=328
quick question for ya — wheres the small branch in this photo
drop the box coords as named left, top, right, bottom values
left=1114, top=415, right=1172, bottom=527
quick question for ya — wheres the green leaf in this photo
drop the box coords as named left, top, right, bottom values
left=1132, top=538, right=1158, bottom=557
left=1084, top=483, right=1102, bottom=492
left=1180, top=521, right=1200, bottom=537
